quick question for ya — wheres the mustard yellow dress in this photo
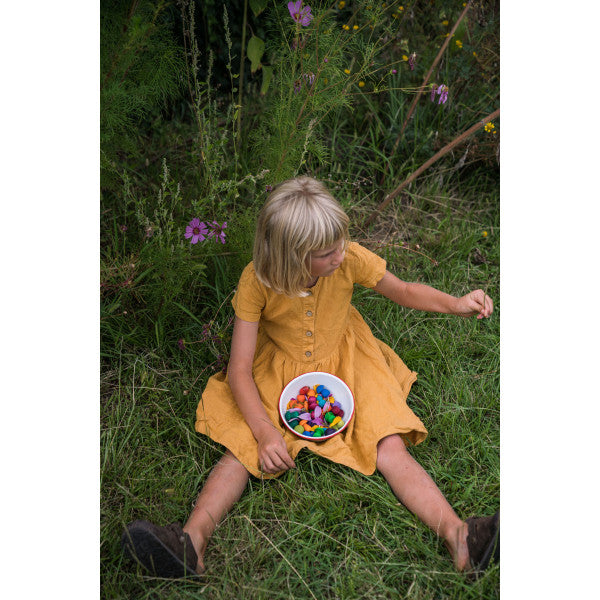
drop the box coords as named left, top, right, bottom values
left=195, top=242, right=427, bottom=478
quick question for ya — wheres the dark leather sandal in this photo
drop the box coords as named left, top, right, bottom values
left=121, top=520, right=200, bottom=578
left=466, top=511, right=500, bottom=575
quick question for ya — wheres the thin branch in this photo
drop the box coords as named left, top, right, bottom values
left=365, top=108, right=499, bottom=227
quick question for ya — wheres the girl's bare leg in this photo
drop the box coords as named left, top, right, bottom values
left=376, top=434, right=470, bottom=571
left=183, top=450, right=250, bottom=573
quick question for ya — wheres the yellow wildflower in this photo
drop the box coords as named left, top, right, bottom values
left=399, top=6, right=404, bottom=10
left=343, top=24, right=349, bottom=30
left=455, top=39, right=463, bottom=49
left=358, top=81, right=365, bottom=87
left=442, top=20, right=449, bottom=26
left=353, top=24, right=359, bottom=30
left=484, top=122, right=495, bottom=133
left=473, top=51, right=478, bottom=57
left=482, top=231, right=488, bottom=238
left=344, top=68, right=351, bottom=74
left=338, top=1, right=346, bottom=7
left=402, top=55, right=408, bottom=61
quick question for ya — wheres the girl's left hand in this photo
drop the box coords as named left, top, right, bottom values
left=454, top=290, right=493, bottom=319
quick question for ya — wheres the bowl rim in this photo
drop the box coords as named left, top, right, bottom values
left=278, top=371, right=355, bottom=441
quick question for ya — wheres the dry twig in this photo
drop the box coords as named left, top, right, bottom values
left=366, top=107, right=500, bottom=227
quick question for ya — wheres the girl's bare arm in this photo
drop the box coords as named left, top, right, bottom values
left=227, top=317, right=295, bottom=473
left=373, top=270, right=493, bottom=318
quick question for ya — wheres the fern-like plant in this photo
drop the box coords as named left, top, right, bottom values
left=100, top=0, right=186, bottom=189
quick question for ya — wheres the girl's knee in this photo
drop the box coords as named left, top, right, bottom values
left=216, top=450, right=251, bottom=475
left=376, top=434, right=408, bottom=468
left=377, top=433, right=407, bottom=452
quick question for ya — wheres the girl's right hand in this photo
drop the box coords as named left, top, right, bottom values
left=256, top=428, right=296, bottom=474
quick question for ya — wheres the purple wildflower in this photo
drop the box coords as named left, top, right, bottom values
left=216, top=354, right=228, bottom=374
left=266, top=185, right=273, bottom=192
left=207, top=221, right=227, bottom=244
left=177, top=338, right=186, bottom=350
left=288, top=1, right=313, bottom=26
left=185, top=218, right=208, bottom=244
left=437, top=84, right=448, bottom=104
left=408, top=52, right=416, bottom=71
left=391, top=69, right=397, bottom=74
left=303, top=72, right=315, bottom=86
left=202, top=323, right=212, bottom=341
left=430, top=84, right=438, bottom=102
left=294, top=73, right=315, bottom=93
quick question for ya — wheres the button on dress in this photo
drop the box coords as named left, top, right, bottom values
left=195, top=242, right=427, bottom=478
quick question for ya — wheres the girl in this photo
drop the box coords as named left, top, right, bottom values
left=122, top=176, right=499, bottom=578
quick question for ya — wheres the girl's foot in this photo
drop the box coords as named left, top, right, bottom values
left=121, top=520, right=201, bottom=578
left=182, top=525, right=207, bottom=575
left=446, top=521, right=470, bottom=571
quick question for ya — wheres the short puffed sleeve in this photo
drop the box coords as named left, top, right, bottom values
left=346, top=242, right=387, bottom=288
left=231, top=262, right=266, bottom=322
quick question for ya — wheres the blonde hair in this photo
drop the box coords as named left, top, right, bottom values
left=253, top=176, right=350, bottom=297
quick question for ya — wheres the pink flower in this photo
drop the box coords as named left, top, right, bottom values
left=429, top=83, right=448, bottom=104
left=288, top=1, right=313, bottom=26
left=408, top=52, right=416, bottom=71
left=437, top=84, right=448, bottom=104
left=430, top=83, right=438, bottom=102
left=185, top=218, right=208, bottom=244
left=294, top=72, right=315, bottom=93
left=207, top=221, right=227, bottom=244
left=303, top=72, right=315, bottom=86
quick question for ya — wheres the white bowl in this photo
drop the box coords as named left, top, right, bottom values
left=278, top=371, right=355, bottom=441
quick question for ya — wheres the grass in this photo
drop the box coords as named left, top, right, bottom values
left=101, top=177, right=499, bottom=599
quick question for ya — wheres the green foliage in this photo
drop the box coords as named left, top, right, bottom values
left=246, top=1, right=400, bottom=182
left=247, top=34, right=266, bottom=73
left=100, top=0, right=186, bottom=189
left=237, top=0, right=499, bottom=185
left=249, top=0, right=268, bottom=18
